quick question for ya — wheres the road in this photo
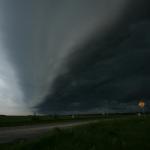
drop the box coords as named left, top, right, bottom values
left=0, top=120, right=98, bottom=143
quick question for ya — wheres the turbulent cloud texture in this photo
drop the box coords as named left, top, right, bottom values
left=39, top=21, right=150, bottom=114
left=0, top=0, right=149, bottom=114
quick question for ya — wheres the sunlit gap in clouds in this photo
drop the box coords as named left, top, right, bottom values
left=0, top=11, right=30, bottom=115
left=0, top=46, right=30, bottom=115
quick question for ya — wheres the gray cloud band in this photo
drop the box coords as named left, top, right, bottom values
left=0, top=0, right=150, bottom=114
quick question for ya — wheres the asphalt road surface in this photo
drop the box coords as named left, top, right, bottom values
left=0, top=120, right=98, bottom=143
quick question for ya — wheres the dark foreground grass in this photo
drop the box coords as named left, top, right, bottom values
left=0, top=116, right=150, bottom=150
left=0, top=115, right=99, bottom=127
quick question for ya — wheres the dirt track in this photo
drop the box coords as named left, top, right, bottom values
left=0, top=120, right=98, bottom=143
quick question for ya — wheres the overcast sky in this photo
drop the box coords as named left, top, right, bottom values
left=0, top=0, right=149, bottom=115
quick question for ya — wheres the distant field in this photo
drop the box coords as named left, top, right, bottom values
left=0, top=114, right=140, bottom=127
left=0, top=116, right=150, bottom=150
left=0, top=115, right=102, bottom=127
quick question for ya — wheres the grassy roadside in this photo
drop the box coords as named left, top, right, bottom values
left=0, top=116, right=150, bottom=150
left=0, top=115, right=100, bottom=127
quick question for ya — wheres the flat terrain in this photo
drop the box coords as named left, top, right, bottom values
left=0, top=115, right=100, bottom=127
left=0, top=116, right=150, bottom=150
left=0, top=120, right=98, bottom=143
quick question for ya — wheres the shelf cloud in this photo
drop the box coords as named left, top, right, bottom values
left=0, top=0, right=149, bottom=114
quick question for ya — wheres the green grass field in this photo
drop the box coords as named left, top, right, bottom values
left=0, top=115, right=99, bottom=127
left=0, top=116, right=150, bottom=150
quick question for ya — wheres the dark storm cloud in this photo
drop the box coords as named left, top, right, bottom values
left=38, top=1, right=150, bottom=114
left=0, top=0, right=150, bottom=114
left=0, top=0, right=132, bottom=114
